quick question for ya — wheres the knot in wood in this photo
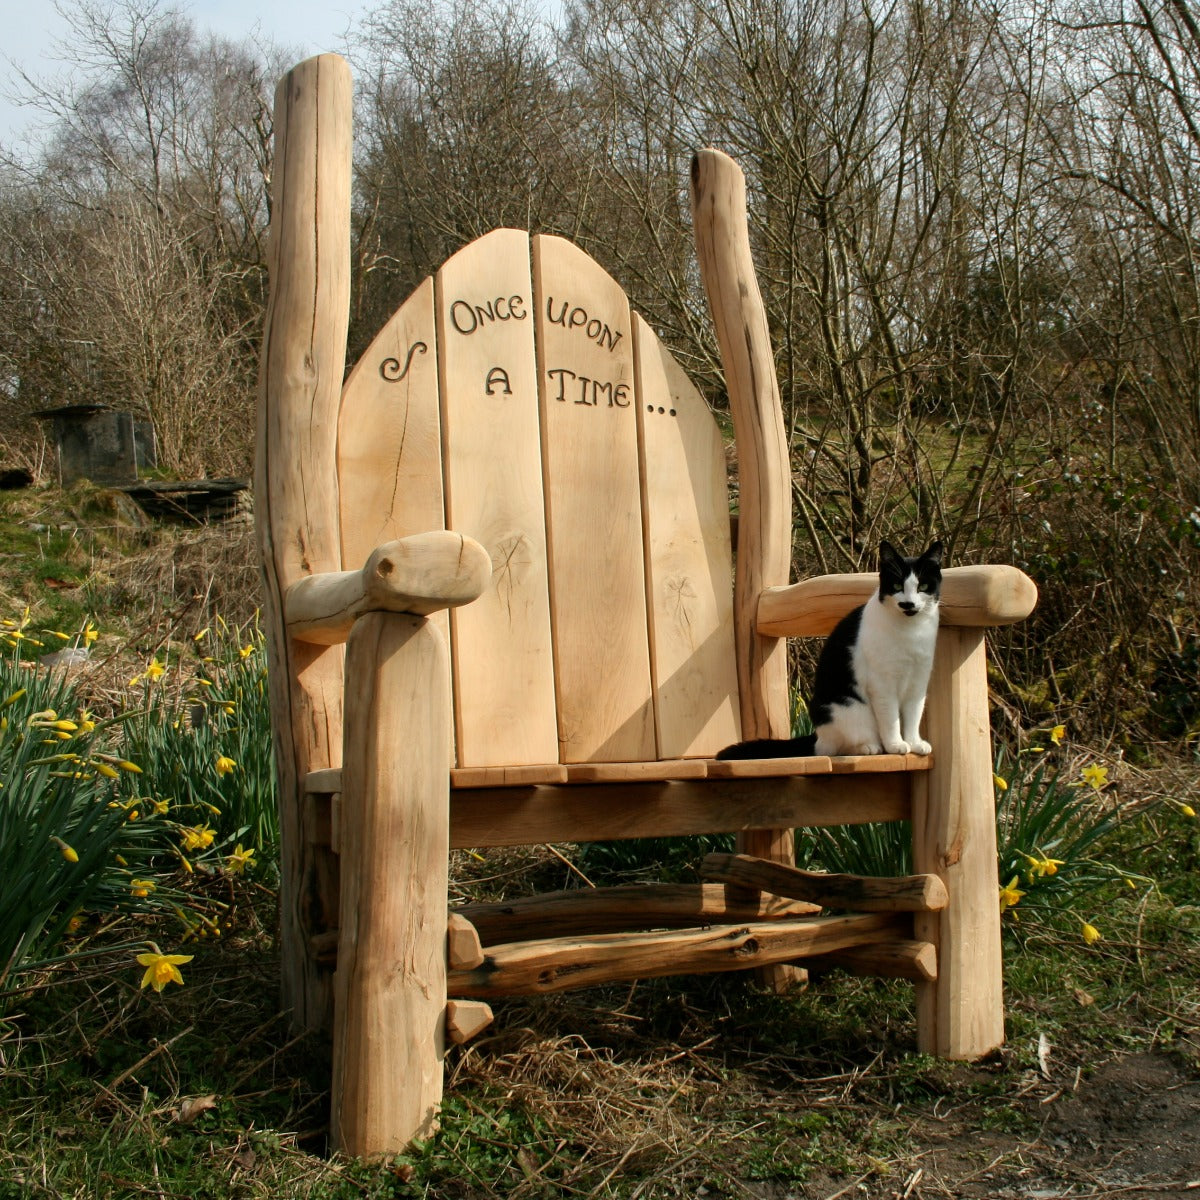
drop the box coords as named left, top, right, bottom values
left=375, top=557, right=395, bottom=578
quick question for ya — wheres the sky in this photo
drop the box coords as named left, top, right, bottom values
left=0, top=0, right=372, bottom=149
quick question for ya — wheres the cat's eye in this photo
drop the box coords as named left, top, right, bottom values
left=918, top=583, right=931, bottom=592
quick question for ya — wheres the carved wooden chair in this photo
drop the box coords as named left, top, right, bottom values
left=256, top=54, right=1038, bottom=1157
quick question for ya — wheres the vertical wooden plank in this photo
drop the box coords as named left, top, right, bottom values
left=436, top=230, right=558, bottom=766
left=691, top=147, right=797, bottom=990
left=338, top=278, right=451, bottom=714
left=255, top=53, right=353, bottom=1033
left=339, top=276, right=444, bottom=569
left=912, top=627, right=1005, bottom=1058
left=331, top=613, right=450, bottom=1155
left=533, top=235, right=655, bottom=762
left=633, top=313, right=740, bottom=758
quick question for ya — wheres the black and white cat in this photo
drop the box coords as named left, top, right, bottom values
left=717, top=540, right=942, bottom=759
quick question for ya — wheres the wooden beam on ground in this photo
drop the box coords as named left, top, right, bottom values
left=701, top=852, right=949, bottom=913
left=457, top=883, right=820, bottom=944
left=445, top=1000, right=494, bottom=1046
left=447, top=913, right=904, bottom=997
left=797, top=940, right=937, bottom=982
left=446, top=914, right=485, bottom=970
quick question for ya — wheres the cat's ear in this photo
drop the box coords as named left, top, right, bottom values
left=922, top=541, right=944, bottom=566
left=879, top=540, right=902, bottom=568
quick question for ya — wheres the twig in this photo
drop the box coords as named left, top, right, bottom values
left=107, top=1025, right=193, bottom=1091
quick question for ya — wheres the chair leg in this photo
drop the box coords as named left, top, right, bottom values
left=331, top=613, right=451, bottom=1156
left=912, top=626, right=1005, bottom=1059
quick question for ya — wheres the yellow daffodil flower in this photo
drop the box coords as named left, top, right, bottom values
left=1081, top=922, right=1102, bottom=945
left=152, top=798, right=171, bottom=815
left=93, top=761, right=120, bottom=780
left=180, top=825, right=215, bottom=852
left=130, top=879, right=156, bottom=898
left=51, top=836, right=79, bottom=863
left=999, top=876, right=1024, bottom=911
left=993, top=773, right=1008, bottom=792
left=1022, top=852, right=1065, bottom=877
left=2, top=688, right=26, bottom=707
left=225, top=844, right=255, bottom=876
left=136, top=950, right=194, bottom=992
left=1050, top=724, right=1066, bottom=745
left=1080, top=764, right=1109, bottom=791
left=83, top=623, right=99, bottom=645
left=215, top=755, right=237, bottom=777
left=193, top=628, right=209, bottom=643
left=144, top=658, right=166, bottom=681
left=239, top=644, right=255, bottom=659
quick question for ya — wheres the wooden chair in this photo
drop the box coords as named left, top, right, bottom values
left=255, top=54, right=1038, bottom=1157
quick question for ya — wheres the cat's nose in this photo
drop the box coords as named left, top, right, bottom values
left=898, top=600, right=917, bottom=614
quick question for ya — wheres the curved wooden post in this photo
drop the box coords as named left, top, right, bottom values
left=331, top=613, right=451, bottom=1156
left=691, top=148, right=797, bottom=990
left=255, top=53, right=354, bottom=1032
left=912, top=627, right=1005, bottom=1058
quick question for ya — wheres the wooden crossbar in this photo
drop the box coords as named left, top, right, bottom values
left=448, top=913, right=906, bottom=996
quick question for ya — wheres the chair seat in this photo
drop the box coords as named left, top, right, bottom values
left=305, top=752, right=932, bottom=797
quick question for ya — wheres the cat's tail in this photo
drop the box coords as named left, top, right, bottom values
left=714, top=734, right=818, bottom=761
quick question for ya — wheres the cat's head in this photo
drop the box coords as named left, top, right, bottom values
left=877, top=540, right=942, bottom=618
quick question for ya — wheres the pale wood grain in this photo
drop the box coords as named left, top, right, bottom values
left=691, top=148, right=798, bottom=989
left=286, top=531, right=491, bottom=644
left=448, top=913, right=903, bottom=996
left=446, top=914, right=485, bottom=970
left=701, top=853, right=949, bottom=912
left=331, top=613, right=451, bottom=1156
left=564, top=759, right=707, bottom=783
left=437, top=228, right=559, bottom=766
left=632, top=312, right=740, bottom=758
left=533, top=234, right=654, bottom=762
left=339, top=276, right=444, bottom=570
left=757, top=564, right=1039, bottom=638
left=445, top=1000, right=494, bottom=1045
left=255, top=53, right=353, bottom=1035
left=913, top=627, right=1006, bottom=1058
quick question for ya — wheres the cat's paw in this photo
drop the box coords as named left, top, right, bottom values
left=909, top=737, right=932, bottom=756
left=883, top=739, right=911, bottom=756
left=854, top=740, right=884, bottom=755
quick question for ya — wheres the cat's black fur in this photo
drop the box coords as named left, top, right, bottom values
left=716, top=540, right=943, bottom=760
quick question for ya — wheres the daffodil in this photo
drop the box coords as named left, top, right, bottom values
left=83, top=622, right=99, bottom=645
left=1022, top=852, right=1065, bottom=878
left=999, top=876, right=1024, bottom=911
left=144, top=658, right=166, bottom=681
left=1080, top=764, right=1109, bottom=791
left=1, top=688, right=26, bottom=707
left=180, top=824, right=215, bottom=852
left=1050, top=724, right=1066, bottom=745
left=993, top=773, right=1008, bottom=792
left=51, top=836, right=79, bottom=863
left=225, top=844, right=255, bottom=876
left=1081, top=922, right=1102, bottom=945
left=193, top=628, right=209, bottom=643
left=130, top=879, right=156, bottom=898
left=152, top=798, right=171, bottom=815
left=239, top=644, right=255, bottom=660
left=215, top=755, right=237, bottom=777
left=136, top=949, right=194, bottom=992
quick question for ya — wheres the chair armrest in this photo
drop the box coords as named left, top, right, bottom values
left=286, top=530, right=492, bottom=645
left=757, top=564, right=1038, bottom=638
